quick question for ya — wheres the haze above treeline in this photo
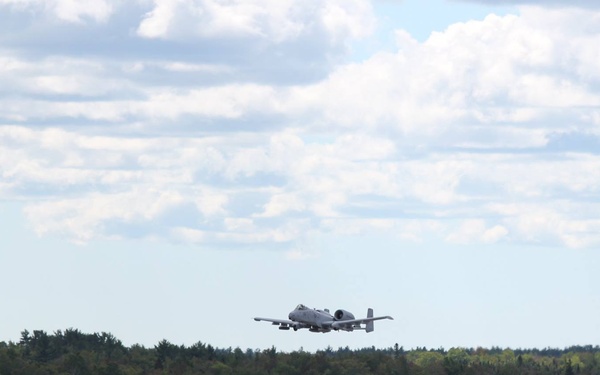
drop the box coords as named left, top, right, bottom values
left=1, top=328, right=599, bottom=374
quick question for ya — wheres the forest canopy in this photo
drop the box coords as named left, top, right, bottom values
left=1, top=328, right=599, bottom=375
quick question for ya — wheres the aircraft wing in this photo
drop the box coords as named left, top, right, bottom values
left=254, top=317, right=296, bottom=325
left=330, top=315, right=393, bottom=330
left=254, top=317, right=306, bottom=330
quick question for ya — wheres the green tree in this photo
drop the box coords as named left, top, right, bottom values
left=565, top=358, right=574, bottom=375
left=62, top=352, right=90, bottom=375
left=412, top=351, right=445, bottom=375
left=444, top=348, right=470, bottom=375
left=154, top=339, right=177, bottom=369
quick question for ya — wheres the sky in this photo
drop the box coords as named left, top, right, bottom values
left=1, top=0, right=600, bottom=353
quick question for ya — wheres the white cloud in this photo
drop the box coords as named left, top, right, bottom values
left=136, top=0, right=375, bottom=43
left=483, top=225, right=509, bottom=243
left=6, top=5, right=598, bottom=133
left=2, top=4, right=600, bottom=249
left=454, top=0, right=600, bottom=8
left=260, top=192, right=306, bottom=218
left=23, top=188, right=186, bottom=243
left=53, top=0, right=113, bottom=23
left=193, top=188, right=229, bottom=217
left=1, top=0, right=373, bottom=87
left=295, top=8, right=600, bottom=139
left=320, top=218, right=397, bottom=236
left=4, top=121, right=600, bottom=248
left=0, top=0, right=113, bottom=23
left=161, top=62, right=232, bottom=73
left=320, top=0, right=375, bottom=41
left=446, top=220, right=508, bottom=245
left=404, top=159, right=469, bottom=205
left=487, top=202, right=600, bottom=248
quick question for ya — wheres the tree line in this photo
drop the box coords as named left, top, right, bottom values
left=1, top=328, right=599, bottom=374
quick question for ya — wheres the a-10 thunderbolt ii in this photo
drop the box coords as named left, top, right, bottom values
left=254, top=304, right=393, bottom=333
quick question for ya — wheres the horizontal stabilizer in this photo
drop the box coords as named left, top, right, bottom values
left=330, top=311, right=393, bottom=333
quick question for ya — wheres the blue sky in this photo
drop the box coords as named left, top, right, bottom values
left=1, top=0, right=600, bottom=352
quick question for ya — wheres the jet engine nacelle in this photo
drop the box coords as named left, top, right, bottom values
left=334, top=309, right=355, bottom=321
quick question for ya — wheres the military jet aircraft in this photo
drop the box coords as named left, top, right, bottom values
left=254, top=304, right=393, bottom=333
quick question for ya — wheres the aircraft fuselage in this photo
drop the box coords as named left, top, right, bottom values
left=288, top=305, right=336, bottom=332
left=254, top=303, right=393, bottom=333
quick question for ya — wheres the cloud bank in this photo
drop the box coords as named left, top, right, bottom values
left=455, top=0, right=600, bottom=8
left=2, top=1, right=600, bottom=249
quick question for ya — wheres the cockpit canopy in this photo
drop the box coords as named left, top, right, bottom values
left=295, top=304, right=307, bottom=310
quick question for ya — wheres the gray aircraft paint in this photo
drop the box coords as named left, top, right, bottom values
left=254, top=304, right=393, bottom=333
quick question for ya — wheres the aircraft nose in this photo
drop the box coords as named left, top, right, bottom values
left=288, top=312, right=294, bottom=320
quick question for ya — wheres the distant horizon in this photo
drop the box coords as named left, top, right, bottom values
left=5, top=327, right=600, bottom=353
left=5, top=328, right=598, bottom=374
